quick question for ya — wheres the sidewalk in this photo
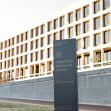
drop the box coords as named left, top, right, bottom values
left=0, top=98, right=111, bottom=111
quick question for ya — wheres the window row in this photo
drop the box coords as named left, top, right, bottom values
left=16, top=32, right=28, bottom=43
left=76, top=13, right=111, bottom=36
left=30, top=62, right=52, bottom=75
left=0, top=48, right=15, bottom=60
left=30, top=31, right=65, bottom=50
left=94, top=0, right=111, bottom=13
left=30, top=48, right=52, bottom=62
left=0, top=55, right=28, bottom=69
left=94, top=13, right=111, bottom=29
left=31, top=0, right=111, bottom=36
left=1, top=61, right=52, bottom=81
left=16, top=43, right=28, bottom=55
left=2, top=67, right=28, bottom=80
left=77, top=30, right=111, bottom=51
left=1, top=32, right=28, bottom=49
left=0, top=43, right=28, bottom=59
left=77, top=49, right=111, bottom=67
left=0, top=48, right=53, bottom=69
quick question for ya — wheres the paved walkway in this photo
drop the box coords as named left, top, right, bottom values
left=79, top=105, right=111, bottom=111
left=0, top=98, right=111, bottom=111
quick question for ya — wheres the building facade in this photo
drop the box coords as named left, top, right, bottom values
left=0, top=0, right=111, bottom=83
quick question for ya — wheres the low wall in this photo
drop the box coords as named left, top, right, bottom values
left=0, top=67, right=111, bottom=106
left=78, top=68, right=111, bottom=106
left=0, top=77, right=54, bottom=101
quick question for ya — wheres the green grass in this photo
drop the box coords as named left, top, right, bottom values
left=0, top=101, right=53, bottom=111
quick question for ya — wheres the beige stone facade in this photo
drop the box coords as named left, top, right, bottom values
left=0, top=0, right=111, bottom=83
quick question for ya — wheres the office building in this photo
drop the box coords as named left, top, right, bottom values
left=0, top=0, right=111, bottom=83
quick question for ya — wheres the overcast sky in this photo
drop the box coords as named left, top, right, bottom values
left=0, top=0, right=79, bottom=41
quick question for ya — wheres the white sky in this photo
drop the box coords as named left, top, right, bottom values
left=0, top=0, right=79, bottom=41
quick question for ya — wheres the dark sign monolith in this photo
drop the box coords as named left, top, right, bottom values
left=53, top=39, right=78, bottom=111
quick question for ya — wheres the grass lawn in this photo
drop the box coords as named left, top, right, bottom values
left=0, top=101, right=53, bottom=111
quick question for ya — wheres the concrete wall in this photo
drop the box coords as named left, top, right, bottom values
left=0, top=68, right=111, bottom=106
left=0, top=77, right=54, bottom=101
left=78, top=68, right=111, bottom=106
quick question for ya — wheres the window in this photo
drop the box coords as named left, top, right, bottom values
left=20, top=68, right=23, bottom=76
left=104, top=50, right=111, bottom=61
left=54, top=19, right=58, bottom=29
left=94, top=0, right=100, bottom=13
left=83, top=5, right=89, bottom=17
left=47, top=35, right=52, bottom=45
left=104, top=30, right=111, bottom=44
left=0, top=42, right=3, bottom=50
left=4, top=51, right=7, bottom=58
left=47, top=21, right=52, bottom=32
left=40, top=37, right=45, bottom=47
left=30, top=29, right=34, bottom=38
left=40, top=50, right=45, bottom=60
left=35, top=65, right=39, bottom=73
left=68, top=27, right=73, bottom=38
left=53, top=32, right=58, bottom=40
left=60, top=16, right=65, bottom=27
left=84, top=21, right=90, bottom=33
left=0, top=62, right=2, bottom=70
left=47, top=48, right=52, bottom=58
left=30, top=53, right=34, bottom=62
left=8, top=39, right=11, bottom=47
left=76, top=24, right=81, bottom=36
left=84, top=36, right=90, bottom=49
left=94, top=17, right=101, bottom=29
left=8, top=60, right=10, bottom=68
left=20, top=56, right=23, bottom=65
left=35, top=52, right=39, bottom=61
left=103, top=13, right=111, bottom=27
left=60, top=30, right=64, bottom=40
left=95, top=51, right=101, bottom=63
left=4, top=61, right=6, bottom=68
left=0, top=53, right=2, bottom=60
left=84, top=54, right=90, bottom=65
left=12, top=38, right=14, bottom=46
left=8, top=50, right=10, bottom=57
left=76, top=9, right=81, bottom=21
left=30, top=65, right=34, bottom=74
left=25, top=32, right=28, bottom=40
left=35, top=39, right=39, bottom=48
left=47, top=62, right=52, bottom=71
left=4, top=40, right=7, bottom=48
left=21, top=34, right=23, bottom=42
left=16, top=46, right=19, bottom=54
left=11, top=59, right=14, bottom=67
left=30, top=41, right=34, bottom=50
left=40, top=63, right=45, bottom=73
left=94, top=33, right=101, bottom=46
left=16, top=57, right=19, bottom=66
left=35, top=27, right=39, bottom=36
left=11, top=48, right=14, bottom=56
left=103, top=0, right=111, bottom=9
left=16, top=36, right=19, bottom=44
left=25, top=55, right=27, bottom=64
left=77, top=56, right=82, bottom=66
left=4, top=61, right=7, bottom=68
left=25, top=43, right=27, bottom=52
left=41, top=24, right=45, bottom=34
left=76, top=39, right=81, bottom=51
left=68, top=12, right=73, bottom=23
left=0, top=73, right=2, bottom=79
left=20, top=45, right=23, bottom=53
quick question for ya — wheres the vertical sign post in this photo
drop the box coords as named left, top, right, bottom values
left=53, top=39, right=78, bottom=111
